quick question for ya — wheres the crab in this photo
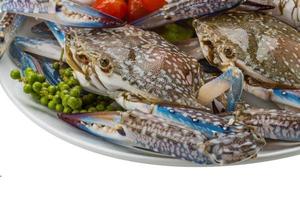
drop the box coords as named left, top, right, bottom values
left=7, top=18, right=300, bottom=165
left=193, top=12, right=300, bottom=112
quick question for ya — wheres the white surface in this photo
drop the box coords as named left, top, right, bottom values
left=0, top=86, right=300, bottom=200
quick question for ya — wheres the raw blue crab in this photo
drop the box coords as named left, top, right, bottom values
left=6, top=18, right=300, bottom=165
left=193, top=12, right=300, bottom=112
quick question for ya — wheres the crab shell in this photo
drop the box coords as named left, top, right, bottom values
left=65, top=25, right=209, bottom=110
left=193, top=12, right=300, bottom=89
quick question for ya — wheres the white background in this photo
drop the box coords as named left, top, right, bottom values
left=0, top=85, right=299, bottom=200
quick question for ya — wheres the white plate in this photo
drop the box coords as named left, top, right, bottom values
left=1, top=19, right=300, bottom=167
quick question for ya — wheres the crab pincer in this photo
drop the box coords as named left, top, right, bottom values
left=131, top=0, right=273, bottom=29
left=0, top=13, right=25, bottom=58
left=0, top=0, right=124, bottom=28
left=58, top=110, right=265, bottom=165
left=9, top=37, right=62, bottom=85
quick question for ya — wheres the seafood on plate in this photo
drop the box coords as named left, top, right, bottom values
left=7, top=17, right=300, bottom=165
left=2, top=1, right=300, bottom=165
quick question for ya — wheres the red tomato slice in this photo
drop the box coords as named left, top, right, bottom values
left=128, top=0, right=151, bottom=22
left=92, top=0, right=128, bottom=20
left=142, top=0, right=166, bottom=12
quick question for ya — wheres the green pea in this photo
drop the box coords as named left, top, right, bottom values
left=88, top=107, right=97, bottom=112
left=70, top=87, right=80, bottom=97
left=10, top=69, right=21, bottom=80
left=67, top=78, right=79, bottom=86
left=47, top=95, right=54, bottom=100
left=24, top=68, right=34, bottom=77
left=37, top=74, right=46, bottom=82
left=67, top=97, right=82, bottom=110
left=48, top=101, right=57, bottom=110
left=55, top=104, right=64, bottom=112
left=48, top=85, right=57, bottom=95
left=27, top=73, right=38, bottom=85
left=32, top=82, right=42, bottom=93
left=42, top=82, right=50, bottom=88
left=40, top=96, right=49, bottom=106
left=106, top=105, right=115, bottom=111
left=96, top=104, right=105, bottom=111
left=62, top=95, right=70, bottom=107
left=53, top=95, right=61, bottom=104
left=58, top=83, right=70, bottom=91
left=63, top=106, right=72, bottom=114
left=23, top=84, right=33, bottom=94
left=64, top=68, right=73, bottom=77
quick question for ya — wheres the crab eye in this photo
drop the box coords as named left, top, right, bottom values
left=99, top=58, right=112, bottom=73
left=100, top=58, right=110, bottom=68
left=223, top=47, right=235, bottom=58
left=76, top=54, right=89, bottom=65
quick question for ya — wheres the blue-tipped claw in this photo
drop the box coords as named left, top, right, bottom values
left=57, top=111, right=131, bottom=146
left=9, top=39, right=39, bottom=74
left=152, top=105, right=237, bottom=138
left=45, top=21, right=65, bottom=47
left=9, top=38, right=62, bottom=84
left=271, top=89, right=300, bottom=111
left=131, top=0, right=243, bottom=29
left=222, top=67, right=244, bottom=112
left=198, top=66, right=244, bottom=112
left=0, top=0, right=124, bottom=28
left=14, top=36, right=63, bottom=61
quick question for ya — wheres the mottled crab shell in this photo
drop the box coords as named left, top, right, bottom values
left=194, top=12, right=300, bottom=89
left=66, top=25, right=206, bottom=109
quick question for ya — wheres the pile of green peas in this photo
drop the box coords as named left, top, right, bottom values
left=10, top=62, right=122, bottom=114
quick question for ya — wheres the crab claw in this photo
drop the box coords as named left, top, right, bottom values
left=9, top=38, right=62, bottom=84
left=131, top=0, right=245, bottom=29
left=0, top=13, right=25, bottom=58
left=271, top=89, right=300, bottom=111
left=58, top=110, right=265, bottom=165
left=0, top=0, right=124, bottom=28
left=198, top=66, right=244, bottom=112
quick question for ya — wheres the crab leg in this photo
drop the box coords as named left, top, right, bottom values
left=244, top=83, right=300, bottom=112
left=0, top=0, right=124, bottom=28
left=0, top=13, right=25, bottom=58
left=58, top=110, right=265, bottom=165
left=131, top=0, right=272, bottom=29
left=235, top=108, right=300, bottom=141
